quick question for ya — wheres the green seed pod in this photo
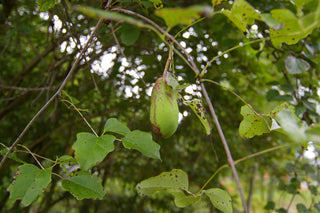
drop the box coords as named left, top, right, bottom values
left=150, top=77, right=179, bottom=138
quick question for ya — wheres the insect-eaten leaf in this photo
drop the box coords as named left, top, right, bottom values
left=239, top=105, right=270, bottom=138
left=7, top=164, right=52, bottom=206
left=122, top=130, right=161, bottom=160
left=72, top=133, right=116, bottom=171
left=222, top=0, right=262, bottom=32
left=136, top=169, right=188, bottom=196
left=136, top=169, right=200, bottom=207
left=62, top=173, right=105, bottom=200
left=204, top=188, right=233, bottom=213
left=103, top=118, right=131, bottom=136
left=269, top=8, right=319, bottom=48
left=148, top=0, right=163, bottom=9
left=185, top=99, right=211, bottom=135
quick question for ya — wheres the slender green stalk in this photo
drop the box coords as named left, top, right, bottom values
left=61, top=99, right=98, bottom=137
left=199, top=143, right=295, bottom=191
left=200, top=37, right=269, bottom=77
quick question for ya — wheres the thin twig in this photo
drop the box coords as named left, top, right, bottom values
left=162, top=44, right=173, bottom=80
left=0, top=84, right=58, bottom=91
left=111, top=7, right=249, bottom=211
left=111, top=8, right=200, bottom=75
left=17, top=144, right=44, bottom=169
left=61, top=99, right=98, bottom=137
left=200, top=82, right=249, bottom=213
left=0, top=18, right=104, bottom=170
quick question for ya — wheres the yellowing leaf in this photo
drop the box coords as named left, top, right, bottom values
left=270, top=7, right=320, bottom=48
left=239, top=105, right=270, bottom=138
left=222, top=0, right=262, bottom=32
left=205, top=188, right=233, bottom=213
left=136, top=169, right=188, bottom=196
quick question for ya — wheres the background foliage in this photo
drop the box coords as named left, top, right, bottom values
left=1, top=0, right=320, bottom=212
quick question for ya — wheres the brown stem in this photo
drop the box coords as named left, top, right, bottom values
left=0, top=18, right=104, bottom=170
left=162, top=44, right=172, bottom=80
left=200, top=82, right=249, bottom=213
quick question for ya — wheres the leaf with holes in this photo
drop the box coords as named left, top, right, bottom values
left=103, top=118, right=131, bottom=136
left=7, top=164, right=52, bottom=206
left=122, top=130, right=160, bottom=160
left=239, top=105, right=270, bottom=138
left=185, top=99, right=211, bottom=135
left=62, top=174, right=105, bottom=200
left=222, top=0, right=262, bottom=32
left=149, top=0, right=163, bottom=9
left=212, top=0, right=228, bottom=7
left=73, top=133, right=116, bottom=171
left=136, top=169, right=188, bottom=196
left=204, top=188, right=233, bottom=213
left=269, top=7, right=320, bottom=48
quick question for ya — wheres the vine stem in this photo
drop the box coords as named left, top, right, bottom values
left=200, top=82, right=249, bottom=213
left=0, top=17, right=104, bottom=170
left=111, top=8, right=250, bottom=212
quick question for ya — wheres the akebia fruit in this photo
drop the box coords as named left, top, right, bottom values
left=150, top=77, right=179, bottom=138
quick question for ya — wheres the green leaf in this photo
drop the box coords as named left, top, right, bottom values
left=204, top=188, right=233, bottom=213
left=239, top=105, right=270, bottom=138
left=284, top=56, right=310, bottom=74
left=155, top=6, right=212, bottom=29
left=222, top=0, right=262, bottom=32
left=269, top=7, right=320, bottom=48
left=73, top=133, right=116, bottom=170
left=0, top=148, right=27, bottom=164
left=185, top=99, right=211, bottom=135
left=148, top=0, right=163, bottom=9
left=212, top=0, right=228, bottom=7
left=122, top=130, right=161, bottom=160
left=38, top=0, right=57, bottom=12
left=136, top=169, right=201, bottom=207
left=75, top=6, right=146, bottom=27
left=261, top=13, right=283, bottom=30
left=103, top=118, right=131, bottom=135
left=7, top=164, right=52, bottom=206
left=119, top=23, right=141, bottom=46
left=167, top=189, right=201, bottom=207
left=62, top=174, right=105, bottom=200
left=57, top=155, right=77, bottom=165
left=136, top=169, right=188, bottom=196
left=276, top=110, right=308, bottom=143
left=269, top=103, right=295, bottom=118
